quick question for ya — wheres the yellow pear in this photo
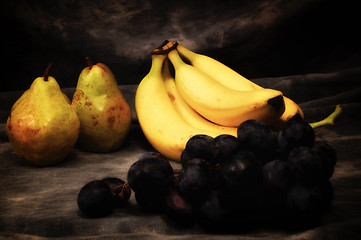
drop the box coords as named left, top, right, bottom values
left=71, top=58, right=132, bottom=152
left=6, top=63, right=80, bottom=166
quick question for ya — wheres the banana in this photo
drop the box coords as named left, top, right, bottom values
left=167, top=49, right=285, bottom=127
left=176, top=43, right=304, bottom=130
left=177, top=43, right=259, bottom=91
left=135, top=53, right=223, bottom=162
left=162, top=59, right=238, bottom=136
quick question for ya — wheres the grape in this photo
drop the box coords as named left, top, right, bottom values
left=77, top=180, right=113, bottom=217
left=164, top=188, right=194, bottom=226
left=211, top=134, right=241, bottom=164
left=237, top=119, right=278, bottom=165
left=218, top=150, right=264, bottom=220
left=287, top=147, right=322, bottom=185
left=180, top=134, right=214, bottom=166
left=221, top=151, right=263, bottom=193
left=197, top=190, right=228, bottom=230
left=278, top=119, right=315, bottom=158
left=313, top=141, right=337, bottom=179
left=102, top=177, right=131, bottom=207
left=178, top=158, right=210, bottom=204
left=263, top=160, right=290, bottom=193
left=286, top=184, right=323, bottom=226
left=127, top=152, right=174, bottom=196
left=262, top=160, right=290, bottom=209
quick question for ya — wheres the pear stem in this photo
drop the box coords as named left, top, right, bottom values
left=309, top=104, right=342, bottom=129
left=85, top=57, right=93, bottom=69
left=43, top=61, right=54, bottom=81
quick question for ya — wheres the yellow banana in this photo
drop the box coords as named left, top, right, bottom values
left=176, top=43, right=303, bottom=130
left=135, top=53, right=223, bottom=162
left=177, top=44, right=259, bottom=91
left=162, top=59, right=238, bottom=136
left=167, top=49, right=285, bottom=127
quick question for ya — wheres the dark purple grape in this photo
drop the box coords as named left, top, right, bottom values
left=164, top=188, right=194, bottom=226
left=217, top=150, right=264, bottom=220
left=211, top=134, right=241, bottom=164
left=102, top=177, right=131, bottom=207
left=286, top=184, right=323, bottom=225
left=313, top=141, right=337, bottom=179
left=278, top=119, right=315, bottom=158
left=197, top=190, right=228, bottom=230
left=134, top=192, right=165, bottom=213
left=287, top=146, right=322, bottom=185
left=237, top=119, right=278, bottom=165
left=180, top=134, right=214, bottom=166
left=262, top=160, right=291, bottom=208
left=263, top=160, right=290, bottom=193
left=221, top=151, right=263, bottom=193
left=77, top=180, right=113, bottom=217
left=127, top=152, right=174, bottom=196
left=178, top=158, right=210, bottom=204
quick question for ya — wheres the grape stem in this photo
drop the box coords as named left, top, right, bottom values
left=309, top=104, right=342, bottom=129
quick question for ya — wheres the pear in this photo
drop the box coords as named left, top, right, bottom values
left=6, top=63, right=80, bottom=166
left=71, top=58, right=132, bottom=152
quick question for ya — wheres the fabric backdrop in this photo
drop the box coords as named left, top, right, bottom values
left=1, top=0, right=361, bottom=239
left=1, top=0, right=361, bottom=91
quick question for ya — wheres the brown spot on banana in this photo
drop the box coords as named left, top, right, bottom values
left=167, top=93, right=175, bottom=102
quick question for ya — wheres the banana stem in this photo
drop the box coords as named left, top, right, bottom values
left=309, top=105, right=342, bottom=129
left=152, top=40, right=178, bottom=54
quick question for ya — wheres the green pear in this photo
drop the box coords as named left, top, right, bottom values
left=6, top=63, right=80, bottom=166
left=71, top=58, right=132, bottom=152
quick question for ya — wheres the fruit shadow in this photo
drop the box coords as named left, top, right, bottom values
left=123, top=122, right=156, bottom=152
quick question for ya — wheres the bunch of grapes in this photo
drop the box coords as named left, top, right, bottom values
left=127, top=118, right=337, bottom=230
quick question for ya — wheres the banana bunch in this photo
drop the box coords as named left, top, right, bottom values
left=135, top=41, right=303, bottom=161
left=175, top=43, right=304, bottom=129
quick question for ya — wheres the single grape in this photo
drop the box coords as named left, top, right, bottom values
left=221, top=150, right=263, bottom=194
left=263, top=160, right=290, bottom=193
left=278, top=119, right=315, bottom=158
left=164, top=188, right=194, bottom=226
left=313, top=141, right=337, bottom=179
left=262, top=160, right=291, bottom=208
left=211, top=134, right=241, bottom=164
left=287, top=146, right=322, bottom=185
left=197, top=190, right=228, bottom=230
left=77, top=180, right=114, bottom=217
left=286, top=184, right=323, bottom=227
left=237, top=119, right=278, bottom=165
left=102, top=177, right=131, bottom=207
left=180, top=134, right=214, bottom=166
left=178, top=158, right=210, bottom=204
left=217, top=150, right=264, bottom=221
left=127, top=152, right=174, bottom=196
